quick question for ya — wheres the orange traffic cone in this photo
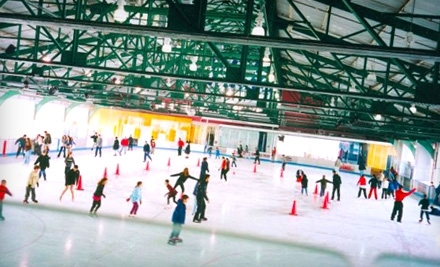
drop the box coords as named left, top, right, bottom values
left=197, top=158, right=200, bottom=167
left=313, top=184, right=318, bottom=195
left=76, top=175, right=84, bottom=191
left=289, top=200, right=297, bottom=215
left=280, top=168, right=284, bottom=178
left=146, top=161, right=150, bottom=171
left=103, top=167, right=107, bottom=178
left=115, top=163, right=120, bottom=175
left=253, top=163, right=257, bottom=173
left=322, top=192, right=329, bottom=209
left=167, top=157, right=171, bottom=167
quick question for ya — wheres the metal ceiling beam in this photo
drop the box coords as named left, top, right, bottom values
left=0, top=12, right=438, bottom=61
left=340, top=0, right=418, bottom=86
left=311, top=0, right=439, bottom=42
left=1, top=56, right=433, bottom=106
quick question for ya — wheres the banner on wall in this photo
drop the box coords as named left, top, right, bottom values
left=367, top=144, right=389, bottom=170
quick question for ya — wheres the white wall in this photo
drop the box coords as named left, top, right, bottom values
left=413, top=143, right=433, bottom=182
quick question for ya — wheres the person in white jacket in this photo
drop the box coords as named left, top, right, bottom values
left=381, top=178, right=390, bottom=199
left=23, top=165, right=40, bottom=204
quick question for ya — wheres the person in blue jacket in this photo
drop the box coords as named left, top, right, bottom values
left=168, top=194, right=189, bottom=245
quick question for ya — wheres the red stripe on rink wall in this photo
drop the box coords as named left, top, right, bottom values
left=2, top=140, right=6, bottom=157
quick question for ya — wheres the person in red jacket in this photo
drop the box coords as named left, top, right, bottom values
left=119, top=137, right=129, bottom=155
left=177, top=138, right=184, bottom=156
left=391, top=185, right=416, bottom=223
left=357, top=175, right=367, bottom=199
left=0, top=179, right=13, bottom=221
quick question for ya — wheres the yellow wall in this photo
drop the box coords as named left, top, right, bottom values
left=367, top=144, right=389, bottom=170
left=89, top=108, right=192, bottom=142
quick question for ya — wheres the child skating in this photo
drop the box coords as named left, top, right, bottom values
left=127, top=181, right=142, bottom=217
left=168, top=194, right=189, bottom=245
left=0, top=179, right=13, bottom=221
left=90, top=178, right=108, bottom=215
left=23, top=165, right=40, bottom=204
left=165, top=179, right=178, bottom=208
left=418, top=193, right=431, bottom=224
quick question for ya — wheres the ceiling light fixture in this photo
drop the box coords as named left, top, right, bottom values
left=189, top=56, right=198, bottom=71
left=42, top=54, right=51, bottom=62
left=409, top=104, right=417, bottom=113
left=262, top=48, right=271, bottom=67
left=251, top=11, right=265, bottom=36
left=114, top=0, right=128, bottom=22
left=162, top=38, right=172, bottom=53
left=113, top=77, right=121, bottom=85
left=226, top=88, right=233, bottom=97
left=374, top=114, right=382, bottom=120
left=268, top=70, right=275, bottom=82
left=366, top=72, right=376, bottom=82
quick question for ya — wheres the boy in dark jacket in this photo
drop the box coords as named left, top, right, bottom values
left=301, top=171, right=308, bottom=195
left=34, top=151, right=50, bottom=181
left=168, top=194, right=189, bottom=245
left=143, top=141, right=152, bottom=162
left=316, top=175, right=333, bottom=197
left=418, top=193, right=430, bottom=224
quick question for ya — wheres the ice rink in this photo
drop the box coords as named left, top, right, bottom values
left=0, top=147, right=439, bottom=267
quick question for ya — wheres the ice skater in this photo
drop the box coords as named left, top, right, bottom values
left=368, top=174, right=379, bottom=200
left=315, top=175, right=332, bottom=197
left=127, top=181, right=142, bottom=217
left=381, top=178, right=389, bottom=199
left=331, top=169, right=342, bottom=201
left=168, top=194, right=189, bottom=245
left=60, top=165, right=80, bottom=201
left=418, top=193, right=431, bottom=224
left=193, top=175, right=210, bottom=223
left=165, top=179, right=178, bottom=207
left=171, top=168, right=198, bottom=193
left=390, top=185, right=416, bottom=223
left=0, top=179, right=13, bottom=221
left=34, top=150, right=50, bottom=181
left=301, top=171, right=308, bottom=195
left=90, top=178, right=108, bottom=214
left=23, top=165, right=40, bottom=204
left=357, top=175, right=367, bottom=199
left=143, top=141, right=152, bottom=162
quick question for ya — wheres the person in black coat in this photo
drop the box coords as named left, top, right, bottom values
left=60, top=165, right=80, bottom=201
left=193, top=175, right=210, bottom=223
left=331, top=170, right=342, bottom=201
left=34, top=151, right=50, bottom=181
left=184, top=141, right=191, bottom=158
left=368, top=175, right=379, bottom=200
left=143, top=141, right=152, bottom=162
left=113, top=137, right=120, bottom=156
left=200, top=157, right=209, bottom=180
left=171, top=168, right=198, bottom=193
left=254, top=148, right=260, bottom=164
left=301, top=171, right=308, bottom=195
